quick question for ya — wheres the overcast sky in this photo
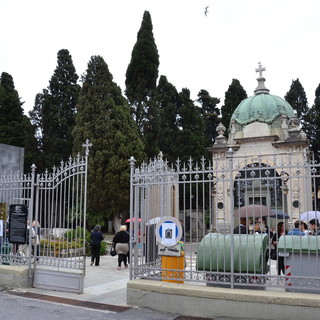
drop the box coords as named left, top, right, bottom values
left=1, top=0, right=320, bottom=114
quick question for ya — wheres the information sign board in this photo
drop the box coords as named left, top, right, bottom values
left=8, top=204, right=28, bottom=244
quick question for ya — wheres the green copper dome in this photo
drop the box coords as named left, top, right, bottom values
left=231, top=93, right=296, bottom=126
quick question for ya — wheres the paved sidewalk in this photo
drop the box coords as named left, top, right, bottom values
left=2, top=255, right=279, bottom=319
left=21, top=255, right=130, bottom=306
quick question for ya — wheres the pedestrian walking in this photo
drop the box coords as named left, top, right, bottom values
left=113, top=225, right=130, bottom=270
left=90, top=225, right=104, bottom=266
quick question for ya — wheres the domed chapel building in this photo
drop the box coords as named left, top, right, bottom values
left=208, top=63, right=312, bottom=229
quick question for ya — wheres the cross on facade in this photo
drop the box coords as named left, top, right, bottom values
left=255, top=62, right=265, bottom=78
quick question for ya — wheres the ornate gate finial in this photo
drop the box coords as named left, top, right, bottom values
left=82, top=139, right=92, bottom=156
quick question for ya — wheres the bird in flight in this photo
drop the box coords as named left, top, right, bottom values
left=204, top=6, right=209, bottom=16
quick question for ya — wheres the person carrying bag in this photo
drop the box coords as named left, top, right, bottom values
left=110, top=243, right=117, bottom=256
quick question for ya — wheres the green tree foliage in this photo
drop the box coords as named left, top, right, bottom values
left=221, top=79, right=247, bottom=132
left=155, top=75, right=180, bottom=163
left=197, top=89, right=220, bottom=148
left=143, top=98, right=160, bottom=158
left=29, top=49, right=80, bottom=170
left=284, top=78, right=309, bottom=131
left=305, top=83, right=320, bottom=163
left=176, top=88, right=208, bottom=163
left=0, top=72, right=37, bottom=170
left=0, top=72, right=25, bottom=146
left=125, top=11, right=160, bottom=158
left=72, top=55, right=145, bottom=226
left=125, top=11, right=159, bottom=126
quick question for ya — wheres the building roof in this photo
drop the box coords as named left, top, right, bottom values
left=230, top=62, right=296, bottom=127
left=230, top=93, right=296, bottom=126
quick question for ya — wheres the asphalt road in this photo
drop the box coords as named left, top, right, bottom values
left=0, top=291, right=178, bottom=320
left=0, top=290, right=263, bottom=320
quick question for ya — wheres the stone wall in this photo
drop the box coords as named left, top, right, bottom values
left=127, top=279, right=320, bottom=320
left=0, top=143, right=24, bottom=174
left=0, top=144, right=24, bottom=223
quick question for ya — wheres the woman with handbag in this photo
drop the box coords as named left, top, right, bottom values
left=90, top=225, right=104, bottom=266
left=113, top=225, right=130, bottom=270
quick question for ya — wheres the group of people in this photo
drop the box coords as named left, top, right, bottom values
left=234, top=217, right=320, bottom=276
left=90, top=224, right=130, bottom=270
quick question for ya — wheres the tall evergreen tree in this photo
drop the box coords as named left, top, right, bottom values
left=0, top=72, right=25, bottom=146
left=125, top=11, right=160, bottom=158
left=176, top=88, right=208, bottom=162
left=125, top=11, right=159, bottom=127
left=197, top=89, right=220, bottom=148
left=29, top=49, right=80, bottom=170
left=143, top=98, right=160, bottom=158
left=284, top=78, right=309, bottom=130
left=305, top=83, right=320, bottom=163
left=73, top=55, right=145, bottom=227
left=221, top=79, right=247, bottom=132
left=0, top=72, right=37, bottom=171
left=156, top=75, right=180, bottom=163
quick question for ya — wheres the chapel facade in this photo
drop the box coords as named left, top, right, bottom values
left=209, top=63, right=311, bottom=226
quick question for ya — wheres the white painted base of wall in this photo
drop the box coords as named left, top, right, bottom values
left=33, top=268, right=84, bottom=293
left=127, top=279, right=320, bottom=320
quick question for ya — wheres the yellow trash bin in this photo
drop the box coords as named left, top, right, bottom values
left=161, top=252, right=185, bottom=283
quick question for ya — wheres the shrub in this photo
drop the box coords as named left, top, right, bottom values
left=63, top=227, right=90, bottom=242
left=59, top=227, right=108, bottom=256
left=100, top=241, right=107, bottom=256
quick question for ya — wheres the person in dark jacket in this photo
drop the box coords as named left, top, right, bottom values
left=271, top=221, right=287, bottom=275
left=90, top=225, right=104, bottom=266
left=309, top=219, right=320, bottom=235
left=113, top=225, right=130, bottom=270
left=233, top=217, right=248, bottom=234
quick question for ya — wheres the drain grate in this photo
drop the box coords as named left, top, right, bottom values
left=174, top=317, right=214, bottom=320
left=6, top=290, right=131, bottom=313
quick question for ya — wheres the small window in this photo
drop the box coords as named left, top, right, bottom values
left=249, top=197, right=267, bottom=206
left=217, top=202, right=224, bottom=210
left=292, top=200, right=299, bottom=208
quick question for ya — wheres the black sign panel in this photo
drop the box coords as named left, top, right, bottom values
left=8, top=204, right=28, bottom=244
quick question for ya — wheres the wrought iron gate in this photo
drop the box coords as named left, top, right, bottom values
left=129, top=149, right=320, bottom=293
left=0, top=140, right=91, bottom=292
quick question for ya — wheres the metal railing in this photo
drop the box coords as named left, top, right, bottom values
left=129, top=149, right=320, bottom=293
left=0, top=141, right=90, bottom=275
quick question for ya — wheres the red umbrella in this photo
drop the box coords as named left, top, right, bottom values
left=125, top=218, right=142, bottom=223
left=234, top=204, right=273, bottom=218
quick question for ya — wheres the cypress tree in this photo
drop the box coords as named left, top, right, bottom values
left=284, top=78, right=309, bottom=131
left=221, top=79, right=247, bottom=132
left=125, top=11, right=160, bottom=158
left=29, top=49, right=80, bottom=170
left=156, top=75, right=180, bottom=163
left=143, top=98, right=160, bottom=158
left=0, top=72, right=24, bottom=145
left=176, top=88, right=208, bottom=162
left=125, top=11, right=159, bottom=125
left=0, top=72, right=37, bottom=171
left=305, top=83, right=320, bottom=163
left=73, top=55, right=145, bottom=226
left=197, top=89, right=221, bottom=148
